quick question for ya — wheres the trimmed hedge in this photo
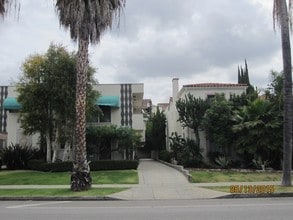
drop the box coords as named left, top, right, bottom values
left=28, top=160, right=72, bottom=172
left=28, top=160, right=139, bottom=172
left=90, top=160, right=139, bottom=171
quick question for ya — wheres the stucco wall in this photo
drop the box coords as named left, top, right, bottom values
left=165, top=82, right=247, bottom=161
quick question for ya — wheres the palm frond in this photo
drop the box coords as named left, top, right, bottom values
left=0, top=0, right=20, bottom=17
left=55, top=0, right=125, bottom=43
left=0, top=0, right=5, bottom=16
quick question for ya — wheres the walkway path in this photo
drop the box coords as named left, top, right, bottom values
left=0, top=159, right=286, bottom=200
left=110, top=159, right=228, bottom=200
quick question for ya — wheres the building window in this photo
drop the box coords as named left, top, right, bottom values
left=99, top=106, right=111, bottom=123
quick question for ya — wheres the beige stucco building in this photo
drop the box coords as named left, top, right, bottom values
left=2, top=83, right=145, bottom=161
left=164, top=78, right=247, bottom=160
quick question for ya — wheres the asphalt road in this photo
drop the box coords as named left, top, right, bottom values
left=1, top=198, right=293, bottom=220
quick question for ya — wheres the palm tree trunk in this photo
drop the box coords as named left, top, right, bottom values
left=71, top=37, right=92, bottom=191
left=280, top=0, right=292, bottom=186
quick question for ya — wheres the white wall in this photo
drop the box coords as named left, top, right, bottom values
left=6, top=113, right=18, bottom=145
left=93, top=83, right=145, bottom=138
left=6, top=87, right=39, bottom=147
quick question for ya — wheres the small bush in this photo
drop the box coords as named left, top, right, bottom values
left=252, top=157, right=269, bottom=170
left=28, top=160, right=139, bottom=172
left=159, top=150, right=172, bottom=163
left=2, top=144, right=39, bottom=170
left=90, top=160, right=139, bottom=171
left=215, top=156, right=231, bottom=169
left=169, top=133, right=204, bottom=168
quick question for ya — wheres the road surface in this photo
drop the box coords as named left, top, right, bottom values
left=1, top=198, right=293, bottom=220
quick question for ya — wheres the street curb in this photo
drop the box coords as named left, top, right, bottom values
left=216, top=192, right=293, bottom=199
left=158, top=160, right=192, bottom=182
left=0, top=196, right=122, bottom=201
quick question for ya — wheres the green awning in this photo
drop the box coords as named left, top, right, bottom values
left=3, top=96, right=120, bottom=110
left=3, top=97, right=21, bottom=110
left=97, top=96, right=120, bottom=108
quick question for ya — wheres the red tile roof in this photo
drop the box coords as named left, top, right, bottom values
left=183, top=83, right=247, bottom=88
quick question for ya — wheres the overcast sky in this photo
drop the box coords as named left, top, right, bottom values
left=0, top=0, right=284, bottom=104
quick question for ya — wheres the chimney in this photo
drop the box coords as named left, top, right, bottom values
left=172, top=78, right=179, bottom=100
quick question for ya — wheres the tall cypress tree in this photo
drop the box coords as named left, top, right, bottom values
left=237, top=59, right=256, bottom=100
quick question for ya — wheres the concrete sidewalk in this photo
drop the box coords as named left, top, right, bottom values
left=109, top=159, right=228, bottom=200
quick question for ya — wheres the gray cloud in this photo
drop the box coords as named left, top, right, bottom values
left=96, top=0, right=280, bottom=86
left=0, top=0, right=283, bottom=103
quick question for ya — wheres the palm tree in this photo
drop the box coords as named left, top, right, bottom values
left=232, top=99, right=282, bottom=166
left=55, top=0, right=125, bottom=191
left=273, top=0, right=292, bottom=186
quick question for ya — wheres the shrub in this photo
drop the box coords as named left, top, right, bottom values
left=169, top=133, right=203, bottom=167
left=207, top=151, right=223, bottom=163
left=170, top=133, right=203, bottom=167
left=215, top=156, right=231, bottom=169
left=28, top=160, right=72, bottom=172
left=28, top=160, right=139, bottom=172
left=252, top=157, right=269, bottom=170
left=2, top=144, right=39, bottom=170
left=159, top=150, right=172, bottom=163
left=180, top=138, right=203, bottom=167
left=90, top=160, right=139, bottom=171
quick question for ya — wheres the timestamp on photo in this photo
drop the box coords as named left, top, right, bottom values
left=230, top=185, right=275, bottom=194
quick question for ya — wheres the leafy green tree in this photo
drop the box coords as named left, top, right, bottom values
left=273, top=0, right=292, bottom=186
left=55, top=0, right=125, bottom=191
left=116, top=126, right=141, bottom=160
left=145, top=107, right=166, bottom=151
left=203, top=94, right=234, bottom=156
left=17, top=53, right=53, bottom=162
left=145, top=120, right=153, bottom=151
left=176, top=93, right=209, bottom=147
left=17, top=44, right=98, bottom=163
left=86, top=125, right=141, bottom=160
left=87, top=125, right=117, bottom=160
left=265, top=70, right=283, bottom=111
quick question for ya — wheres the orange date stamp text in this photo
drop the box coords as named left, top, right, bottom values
left=230, top=185, right=275, bottom=194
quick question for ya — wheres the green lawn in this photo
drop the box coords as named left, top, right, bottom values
left=0, top=170, right=138, bottom=185
left=0, top=188, right=126, bottom=197
left=190, top=170, right=285, bottom=183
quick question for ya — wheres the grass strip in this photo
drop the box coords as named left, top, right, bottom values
left=190, top=170, right=287, bottom=183
left=0, top=188, right=127, bottom=197
left=0, top=170, right=138, bottom=185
